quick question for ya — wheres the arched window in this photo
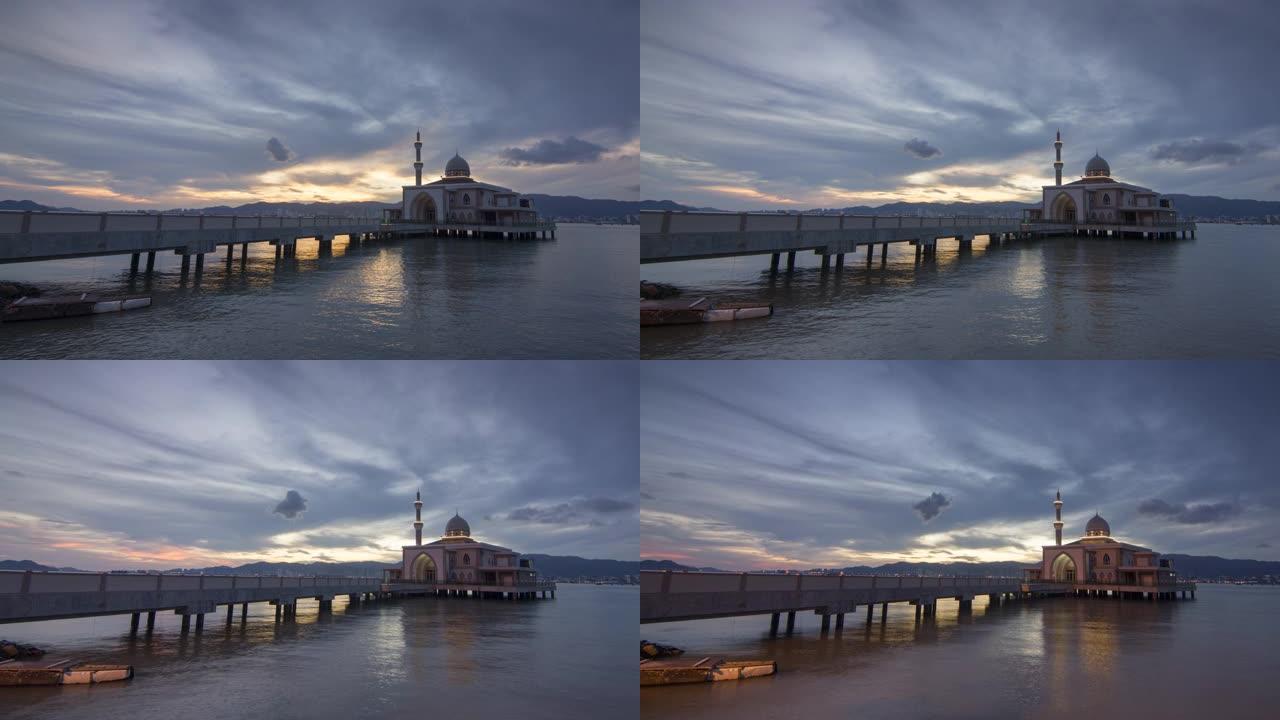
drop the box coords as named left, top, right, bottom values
left=1103, top=553, right=1110, bottom=565
left=463, top=553, right=471, bottom=565
left=462, top=193, right=471, bottom=206
left=1103, top=194, right=1111, bottom=206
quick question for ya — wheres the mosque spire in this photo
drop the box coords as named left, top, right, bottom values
left=413, top=489, right=424, bottom=546
left=1053, top=129, right=1064, bottom=187
left=1053, top=489, right=1064, bottom=547
left=413, top=130, right=424, bottom=186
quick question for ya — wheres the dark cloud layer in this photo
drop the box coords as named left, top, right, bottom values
left=642, top=0, right=1280, bottom=208
left=500, top=136, right=608, bottom=166
left=0, top=361, right=638, bottom=569
left=641, top=362, right=1280, bottom=570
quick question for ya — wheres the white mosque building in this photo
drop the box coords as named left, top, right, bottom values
left=386, top=491, right=547, bottom=599
left=384, top=131, right=542, bottom=230
left=1024, top=130, right=1179, bottom=227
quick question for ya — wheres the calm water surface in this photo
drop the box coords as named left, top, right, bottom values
left=6, top=584, right=634, bottom=720
left=641, top=584, right=1279, bottom=719
left=642, top=224, right=1280, bottom=358
left=0, top=224, right=636, bottom=359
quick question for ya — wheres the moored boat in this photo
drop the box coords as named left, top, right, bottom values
left=640, top=656, right=776, bottom=686
left=0, top=658, right=134, bottom=686
left=640, top=297, right=772, bottom=326
left=2, top=294, right=151, bottom=322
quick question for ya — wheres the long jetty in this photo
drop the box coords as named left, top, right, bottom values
left=0, top=569, right=384, bottom=632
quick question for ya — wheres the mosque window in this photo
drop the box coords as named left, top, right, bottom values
left=1103, top=194, right=1111, bottom=205
left=1103, top=554, right=1111, bottom=565
left=463, top=553, right=471, bottom=565
left=463, top=193, right=471, bottom=206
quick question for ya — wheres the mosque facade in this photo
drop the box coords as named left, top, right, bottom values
left=387, top=131, right=541, bottom=226
left=392, top=491, right=540, bottom=589
left=1024, top=490, right=1179, bottom=587
left=1024, top=131, right=1178, bottom=226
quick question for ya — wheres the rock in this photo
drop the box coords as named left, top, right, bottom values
left=641, top=281, right=681, bottom=300
left=22, top=645, right=45, bottom=658
left=0, top=281, right=42, bottom=301
left=640, top=640, right=684, bottom=659
left=1, top=642, right=18, bottom=659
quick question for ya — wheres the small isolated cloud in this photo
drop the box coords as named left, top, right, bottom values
left=272, top=489, right=307, bottom=519
left=903, top=137, right=941, bottom=159
left=1258, top=542, right=1272, bottom=549
left=265, top=137, right=294, bottom=162
left=500, top=136, right=607, bottom=166
left=1150, top=138, right=1252, bottom=165
left=624, top=183, right=641, bottom=193
left=912, top=492, right=951, bottom=521
left=1136, top=498, right=1239, bottom=524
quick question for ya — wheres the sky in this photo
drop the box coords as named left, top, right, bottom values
left=0, top=0, right=639, bottom=210
left=641, top=0, right=1280, bottom=209
left=641, top=362, right=1280, bottom=570
left=0, top=361, right=638, bottom=570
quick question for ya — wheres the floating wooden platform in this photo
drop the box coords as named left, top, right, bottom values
left=0, top=658, right=133, bottom=686
left=2, top=294, right=150, bottom=322
left=641, top=656, right=776, bottom=686
left=640, top=297, right=773, bottom=326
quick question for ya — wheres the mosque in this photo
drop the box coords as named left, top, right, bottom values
left=387, top=491, right=542, bottom=594
left=383, top=131, right=541, bottom=228
left=1024, top=490, right=1179, bottom=588
left=1023, top=131, right=1179, bottom=227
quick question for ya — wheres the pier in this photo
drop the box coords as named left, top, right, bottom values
left=385, top=579, right=557, bottom=600
left=0, top=570, right=385, bottom=632
left=0, top=210, right=557, bottom=273
left=640, top=570, right=1024, bottom=629
left=639, top=210, right=1197, bottom=271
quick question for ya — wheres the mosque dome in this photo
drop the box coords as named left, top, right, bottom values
left=445, top=152, right=471, bottom=178
left=1085, top=152, right=1110, bottom=178
left=444, top=512, right=471, bottom=537
left=1085, top=513, right=1111, bottom=537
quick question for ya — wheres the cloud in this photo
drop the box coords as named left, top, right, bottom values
left=912, top=492, right=951, bottom=521
left=506, top=496, right=634, bottom=524
left=1259, top=542, right=1272, bottom=548
left=1136, top=498, right=1240, bottom=524
left=272, top=489, right=308, bottom=519
left=624, top=183, right=641, bottom=193
left=903, top=137, right=942, bottom=159
left=1150, top=138, right=1254, bottom=165
left=499, top=136, right=608, bottom=166
left=265, top=137, right=294, bottom=163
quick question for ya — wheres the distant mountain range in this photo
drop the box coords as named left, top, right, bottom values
left=1, top=556, right=640, bottom=580
left=642, top=555, right=1280, bottom=581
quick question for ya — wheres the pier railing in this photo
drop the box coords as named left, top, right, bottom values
left=640, top=210, right=1020, bottom=235
left=0, top=210, right=381, bottom=235
left=0, top=570, right=381, bottom=595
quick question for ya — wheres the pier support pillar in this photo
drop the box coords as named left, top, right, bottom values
left=146, top=611, right=156, bottom=630
left=915, top=244, right=922, bottom=262
left=181, top=614, right=190, bottom=633
left=866, top=244, right=873, bottom=266
left=820, top=613, right=830, bottom=633
left=180, top=254, right=191, bottom=274
left=274, top=603, right=282, bottom=621
left=769, top=613, right=780, bottom=634
left=145, top=251, right=156, bottom=273
left=959, top=599, right=972, bottom=613
left=880, top=243, right=888, bottom=267
left=915, top=603, right=921, bottom=621
left=195, top=613, right=204, bottom=632
left=769, top=253, right=780, bottom=273
left=274, top=244, right=282, bottom=260
left=866, top=603, right=873, bottom=625
left=242, top=602, right=248, bottom=621
left=241, top=243, right=249, bottom=262
left=821, top=254, right=830, bottom=271
left=195, top=253, right=204, bottom=273
left=835, top=613, right=845, bottom=631
left=880, top=602, right=888, bottom=622
left=130, top=612, right=140, bottom=633
left=835, top=253, right=844, bottom=269
left=226, top=604, right=234, bottom=624
left=785, top=611, right=796, bottom=633
left=786, top=251, right=796, bottom=272
left=226, top=244, right=233, bottom=262
left=130, top=253, right=140, bottom=272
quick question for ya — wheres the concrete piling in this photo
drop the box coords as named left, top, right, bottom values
left=769, top=253, right=780, bottom=272
left=880, top=602, right=888, bottom=622
left=821, top=254, right=830, bottom=271
left=820, top=613, right=830, bottom=632
left=786, top=251, right=796, bottom=272
left=195, top=613, right=204, bottom=632
left=145, top=251, right=155, bottom=273
left=146, top=611, right=156, bottom=631
left=835, top=613, right=845, bottom=631
left=226, top=604, right=233, bottom=624
left=180, top=254, right=191, bottom=274
left=130, top=612, right=140, bottom=632
left=129, top=253, right=140, bottom=272
left=194, top=253, right=204, bottom=273
left=785, top=611, right=796, bottom=633
left=181, top=614, right=190, bottom=633
left=769, top=613, right=780, bottom=634
left=865, top=603, right=873, bottom=625
left=242, top=602, right=248, bottom=621
left=835, top=253, right=844, bottom=269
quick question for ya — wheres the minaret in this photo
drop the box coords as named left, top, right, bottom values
left=1053, top=129, right=1063, bottom=186
left=413, top=130, right=423, bottom=186
left=413, top=490, right=424, bottom=546
left=1053, top=489, right=1064, bottom=546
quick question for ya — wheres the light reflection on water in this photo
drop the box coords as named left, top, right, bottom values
left=640, top=585, right=1280, bottom=719
left=641, top=224, right=1280, bottom=358
left=5, top=585, right=635, bottom=720
left=0, top=224, right=636, bottom=359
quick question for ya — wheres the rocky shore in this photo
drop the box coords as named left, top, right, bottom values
left=0, top=282, right=41, bottom=301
